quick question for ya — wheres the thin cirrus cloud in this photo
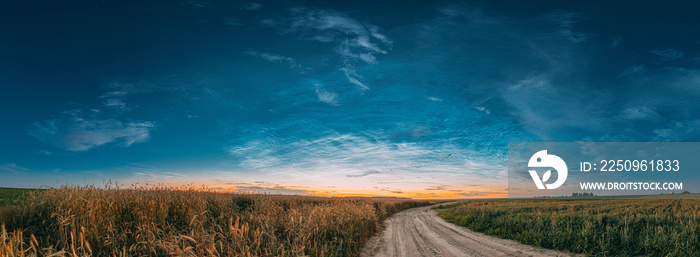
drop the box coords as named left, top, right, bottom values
left=131, top=171, right=188, bottom=184
left=313, top=83, right=339, bottom=106
left=287, top=9, right=392, bottom=57
left=243, top=2, right=262, bottom=11
left=413, top=5, right=599, bottom=141
left=0, top=163, right=29, bottom=174
left=27, top=114, right=156, bottom=152
left=226, top=132, right=505, bottom=191
left=545, top=11, right=587, bottom=43
left=244, top=51, right=303, bottom=70
left=11, top=1, right=700, bottom=197
left=27, top=80, right=159, bottom=152
left=413, top=4, right=700, bottom=143
left=165, top=5, right=700, bottom=195
left=426, top=96, right=444, bottom=102
left=216, top=5, right=612, bottom=194
left=100, top=91, right=129, bottom=111
left=226, top=133, right=439, bottom=174
left=650, top=48, right=685, bottom=60
left=619, top=107, right=662, bottom=121
left=236, top=186, right=308, bottom=195
left=260, top=8, right=391, bottom=94
left=611, top=66, right=700, bottom=141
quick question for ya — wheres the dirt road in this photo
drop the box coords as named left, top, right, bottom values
left=360, top=203, right=570, bottom=257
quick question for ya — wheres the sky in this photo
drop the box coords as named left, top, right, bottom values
left=1, top=1, right=700, bottom=198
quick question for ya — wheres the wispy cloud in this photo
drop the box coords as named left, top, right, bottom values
left=424, top=185, right=446, bottom=191
left=458, top=192, right=487, bottom=197
left=222, top=4, right=700, bottom=199
left=653, top=120, right=700, bottom=142
left=610, top=66, right=700, bottom=141
left=101, top=91, right=128, bottom=98
left=475, top=106, right=490, bottom=114
left=27, top=110, right=156, bottom=151
left=288, top=9, right=390, bottom=57
left=245, top=51, right=303, bottom=69
left=618, top=65, right=645, bottom=77
left=226, top=132, right=504, bottom=193
left=262, top=8, right=391, bottom=92
left=132, top=170, right=187, bottom=182
left=376, top=186, right=403, bottom=194
left=502, top=75, right=602, bottom=140
left=26, top=80, right=162, bottom=152
left=545, top=11, right=587, bottom=43
left=314, top=83, right=339, bottom=105
left=0, top=163, right=29, bottom=174
left=341, top=66, right=370, bottom=91
left=426, top=96, right=443, bottom=102
left=411, top=4, right=700, bottom=142
left=36, top=150, right=52, bottom=156
left=346, top=170, right=380, bottom=177
left=224, top=18, right=243, bottom=27
left=650, top=48, right=685, bottom=60
left=243, top=2, right=261, bottom=11
left=610, top=37, right=622, bottom=48
left=620, top=106, right=661, bottom=121
left=100, top=90, right=129, bottom=111
left=183, top=0, right=210, bottom=9
left=103, top=98, right=127, bottom=110
left=236, top=186, right=308, bottom=195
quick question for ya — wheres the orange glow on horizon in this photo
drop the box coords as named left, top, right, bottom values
left=304, top=189, right=507, bottom=199
left=126, top=178, right=508, bottom=200
left=190, top=182, right=508, bottom=199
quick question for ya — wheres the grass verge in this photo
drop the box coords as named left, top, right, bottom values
left=434, top=199, right=700, bottom=256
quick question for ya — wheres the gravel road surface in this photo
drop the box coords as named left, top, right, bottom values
left=360, top=204, right=571, bottom=257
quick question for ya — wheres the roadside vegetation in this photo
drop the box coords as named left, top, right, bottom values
left=435, top=199, right=700, bottom=256
left=0, top=185, right=428, bottom=256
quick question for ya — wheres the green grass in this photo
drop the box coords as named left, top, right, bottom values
left=0, top=187, right=38, bottom=206
left=435, top=199, right=700, bottom=256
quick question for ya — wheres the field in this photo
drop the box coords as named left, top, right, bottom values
left=0, top=188, right=37, bottom=206
left=0, top=186, right=429, bottom=257
left=435, top=199, right=700, bottom=256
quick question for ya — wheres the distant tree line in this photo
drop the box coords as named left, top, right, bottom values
left=535, top=192, right=596, bottom=198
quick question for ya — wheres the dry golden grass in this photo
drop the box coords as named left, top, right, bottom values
left=0, top=185, right=428, bottom=257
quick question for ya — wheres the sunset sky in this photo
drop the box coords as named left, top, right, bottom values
left=2, top=1, right=700, bottom=198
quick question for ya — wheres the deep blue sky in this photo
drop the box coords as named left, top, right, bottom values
left=1, top=1, right=699, bottom=198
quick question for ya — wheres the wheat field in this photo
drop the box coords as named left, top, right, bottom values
left=0, top=185, right=428, bottom=257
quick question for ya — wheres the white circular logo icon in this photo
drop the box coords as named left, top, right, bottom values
left=528, top=150, right=568, bottom=189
